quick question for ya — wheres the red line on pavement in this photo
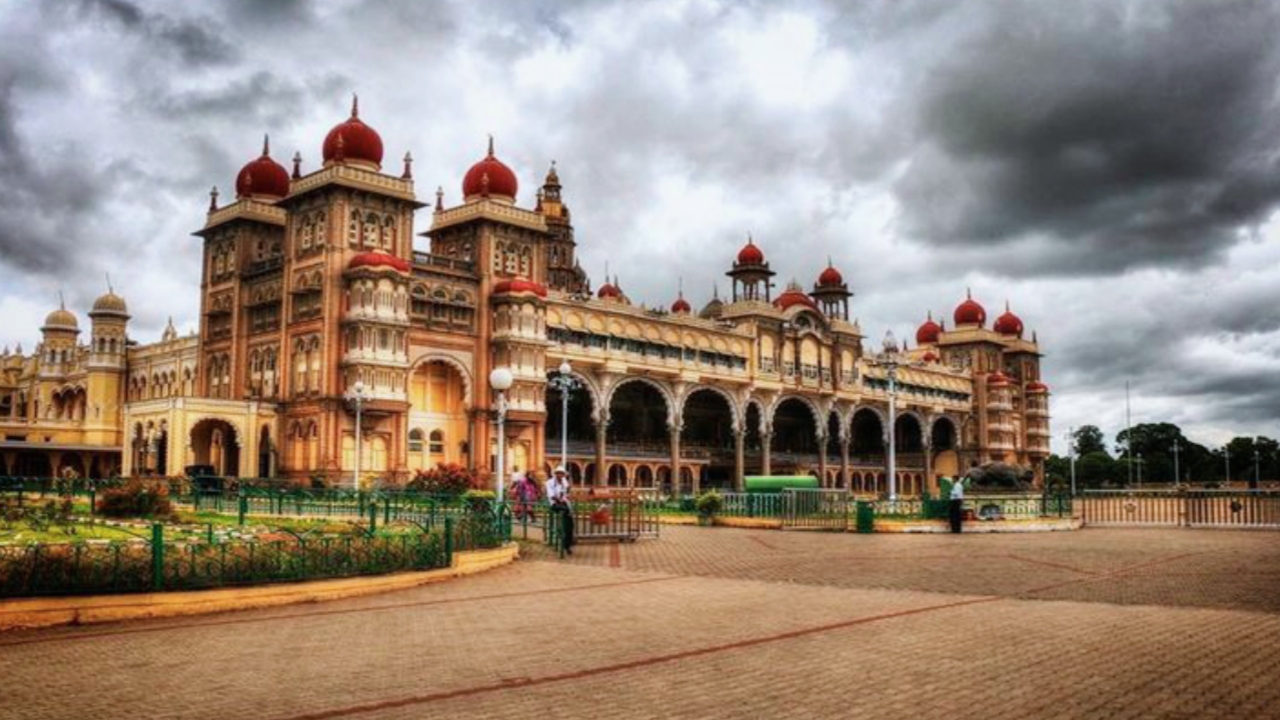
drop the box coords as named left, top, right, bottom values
left=270, top=594, right=1003, bottom=720
left=1020, top=550, right=1212, bottom=596
left=0, top=575, right=681, bottom=648
left=748, top=535, right=781, bottom=551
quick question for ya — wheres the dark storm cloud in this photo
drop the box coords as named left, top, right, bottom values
left=61, top=0, right=238, bottom=66
left=896, top=0, right=1280, bottom=275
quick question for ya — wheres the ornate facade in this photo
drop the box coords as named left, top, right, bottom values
left=0, top=99, right=1051, bottom=495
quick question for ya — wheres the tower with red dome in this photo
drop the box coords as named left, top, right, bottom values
left=726, top=236, right=776, bottom=302
left=810, top=259, right=852, bottom=320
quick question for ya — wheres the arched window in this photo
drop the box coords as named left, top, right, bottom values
left=429, top=430, right=444, bottom=454
left=409, top=429, right=424, bottom=453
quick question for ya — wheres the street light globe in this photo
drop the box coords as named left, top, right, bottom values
left=489, top=367, right=514, bottom=391
left=353, top=379, right=365, bottom=395
left=559, top=360, right=572, bottom=376
left=882, top=330, right=898, bottom=354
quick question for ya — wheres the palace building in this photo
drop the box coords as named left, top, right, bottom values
left=0, top=99, right=1052, bottom=495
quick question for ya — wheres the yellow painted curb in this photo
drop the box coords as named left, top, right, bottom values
left=0, top=543, right=519, bottom=633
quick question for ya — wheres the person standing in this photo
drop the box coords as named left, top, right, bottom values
left=545, top=466, right=575, bottom=554
left=510, top=471, right=539, bottom=522
left=948, top=477, right=965, bottom=534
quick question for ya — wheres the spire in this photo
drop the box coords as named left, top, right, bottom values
left=435, top=186, right=444, bottom=212
left=351, top=93, right=359, bottom=118
left=402, top=151, right=413, bottom=179
left=966, top=287, right=972, bottom=299
left=487, top=134, right=495, bottom=158
left=292, top=151, right=302, bottom=179
left=262, top=134, right=270, bottom=157
left=1005, top=299, right=1011, bottom=312
left=209, top=186, right=219, bottom=212
left=1032, top=330, right=1039, bottom=343
left=105, top=272, right=113, bottom=294
left=58, top=290, right=65, bottom=311
left=712, top=283, right=720, bottom=300
left=927, top=310, right=933, bottom=321
left=678, top=276, right=684, bottom=297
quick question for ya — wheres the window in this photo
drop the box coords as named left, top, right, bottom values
left=429, top=430, right=444, bottom=454
left=409, top=429, right=424, bottom=452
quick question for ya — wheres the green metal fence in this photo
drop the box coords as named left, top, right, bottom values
left=0, top=504, right=511, bottom=599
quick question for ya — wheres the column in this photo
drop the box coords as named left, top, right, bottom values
left=594, top=416, right=607, bottom=487
left=816, top=433, right=828, bottom=487
left=734, top=429, right=746, bottom=491
left=669, top=424, right=682, bottom=495
left=840, top=436, right=851, bottom=492
left=761, top=430, right=772, bottom=476
left=923, top=439, right=936, bottom=497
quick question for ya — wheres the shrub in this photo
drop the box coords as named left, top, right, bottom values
left=695, top=490, right=724, bottom=518
left=96, top=479, right=173, bottom=518
left=406, top=463, right=482, bottom=496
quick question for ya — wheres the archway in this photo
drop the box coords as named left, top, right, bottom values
left=851, top=408, right=885, bottom=457
left=895, top=414, right=924, bottom=453
left=190, top=419, right=241, bottom=477
left=743, top=402, right=764, bottom=475
left=607, top=380, right=670, bottom=452
left=635, top=465, right=654, bottom=488
left=826, top=412, right=842, bottom=484
left=931, top=416, right=960, bottom=479
left=770, top=398, right=818, bottom=473
left=257, top=425, right=272, bottom=478
left=408, top=360, right=469, bottom=469
left=681, top=388, right=736, bottom=489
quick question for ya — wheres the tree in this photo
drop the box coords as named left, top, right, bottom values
left=1073, top=426, right=1108, bottom=457
left=1222, top=436, right=1279, bottom=488
left=1075, top=451, right=1118, bottom=489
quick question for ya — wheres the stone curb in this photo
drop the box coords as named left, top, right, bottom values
left=0, top=543, right=519, bottom=632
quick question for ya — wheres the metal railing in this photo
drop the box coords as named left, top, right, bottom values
left=1079, top=489, right=1280, bottom=528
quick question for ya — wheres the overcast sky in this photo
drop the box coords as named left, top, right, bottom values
left=1, top=0, right=1278, bottom=453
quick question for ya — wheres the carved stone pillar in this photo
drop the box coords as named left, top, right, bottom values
left=594, top=416, right=607, bottom=487
left=840, top=436, right=851, bottom=491
left=816, top=433, right=828, bottom=487
left=734, top=429, right=746, bottom=491
left=762, top=430, right=773, bottom=476
left=670, top=424, right=682, bottom=495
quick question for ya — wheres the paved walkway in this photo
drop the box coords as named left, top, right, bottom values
left=2, top=527, right=1279, bottom=719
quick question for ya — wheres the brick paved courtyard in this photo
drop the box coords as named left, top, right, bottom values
left=2, top=527, right=1279, bottom=719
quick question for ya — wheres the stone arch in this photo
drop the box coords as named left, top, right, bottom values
left=604, top=376, right=677, bottom=428
left=929, top=414, right=961, bottom=449
left=678, top=383, right=741, bottom=433
left=769, top=393, right=824, bottom=434
left=409, top=354, right=474, bottom=408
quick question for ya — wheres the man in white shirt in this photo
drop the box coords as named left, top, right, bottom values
left=545, top=466, right=574, bottom=553
left=948, top=477, right=965, bottom=534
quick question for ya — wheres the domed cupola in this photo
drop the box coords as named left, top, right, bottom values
left=953, top=289, right=987, bottom=327
left=817, top=263, right=843, bottom=287
left=91, top=290, right=129, bottom=318
left=462, top=136, right=519, bottom=203
left=42, top=305, right=79, bottom=333
left=774, top=279, right=819, bottom=312
left=492, top=277, right=548, bottom=298
left=597, top=278, right=622, bottom=301
left=671, top=295, right=692, bottom=314
left=322, top=95, right=384, bottom=170
left=916, top=311, right=942, bottom=345
left=993, top=301, right=1024, bottom=337
left=736, top=237, right=765, bottom=265
left=235, top=135, right=291, bottom=200
left=348, top=251, right=410, bottom=273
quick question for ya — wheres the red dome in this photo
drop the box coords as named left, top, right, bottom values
left=235, top=136, right=290, bottom=199
left=462, top=138, right=519, bottom=200
left=1025, top=381, right=1049, bottom=393
left=597, top=282, right=621, bottom=299
left=737, top=237, right=765, bottom=265
left=922, top=350, right=939, bottom=363
left=817, top=263, right=843, bottom=287
left=348, top=252, right=409, bottom=273
left=774, top=283, right=818, bottom=311
left=993, top=302, right=1024, bottom=336
left=671, top=296, right=692, bottom=314
left=492, top=277, right=547, bottom=297
left=954, top=290, right=986, bottom=327
left=322, top=96, right=384, bottom=168
left=988, top=371, right=1011, bottom=386
left=916, top=313, right=942, bottom=345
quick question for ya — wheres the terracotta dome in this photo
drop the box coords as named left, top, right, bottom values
left=43, top=307, right=79, bottom=331
left=993, top=302, right=1024, bottom=337
left=322, top=96, right=384, bottom=168
left=1025, top=381, right=1049, bottom=393
left=348, top=251, right=409, bottom=273
left=817, top=262, right=843, bottom=287
left=671, top=295, right=692, bottom=314
left=916, top=312, right=942, bottom=345
left=235, top=136, right=291, bottom=199
left=462, top=138, right=519, bottom=201
left=492, top=277, right=547, bottom=298
left=91, top=291, right=128, bottom=316
left=922, top=350, right=939, bottom=363
left=736, top=237, right=765, bottom=265
left=597, top=282, right=622, bottom=300
left=954, top=290, right=987, bottom=327
left=987, top=371, right=1011, bottom=386
left=774, top=281, right=818, bottom=311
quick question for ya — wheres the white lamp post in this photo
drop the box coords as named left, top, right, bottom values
left=1173, top=438, right=1181, bottom=486
left=879, top=330, right=901, bottom=501
left=546, top=360, right=581, bottom=472
left=1224, top=445, right=1231, bottom=486
left=489, top=366, right=514, bottom=503
left=346, top=379, right=369, bottom=492
left=1066, top=426, right=1077, bottom=496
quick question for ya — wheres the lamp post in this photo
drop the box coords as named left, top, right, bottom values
left=1136, top=452, right=1143, bottom=488
left=346, top=379, right=369, bottom=492
left=489, top=367, right=514, bottom=503
left=1172, top=438, right=1181, bottom=486
left=1066, top=426, right=1077, bottom=496
left=879, top=330, right=901, bottom=501
left=1224, top=445, right=1231, bottom=486
left=546, top=360, right=581, bottom=472
left=1254, top=449, right=1261, bottom=490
